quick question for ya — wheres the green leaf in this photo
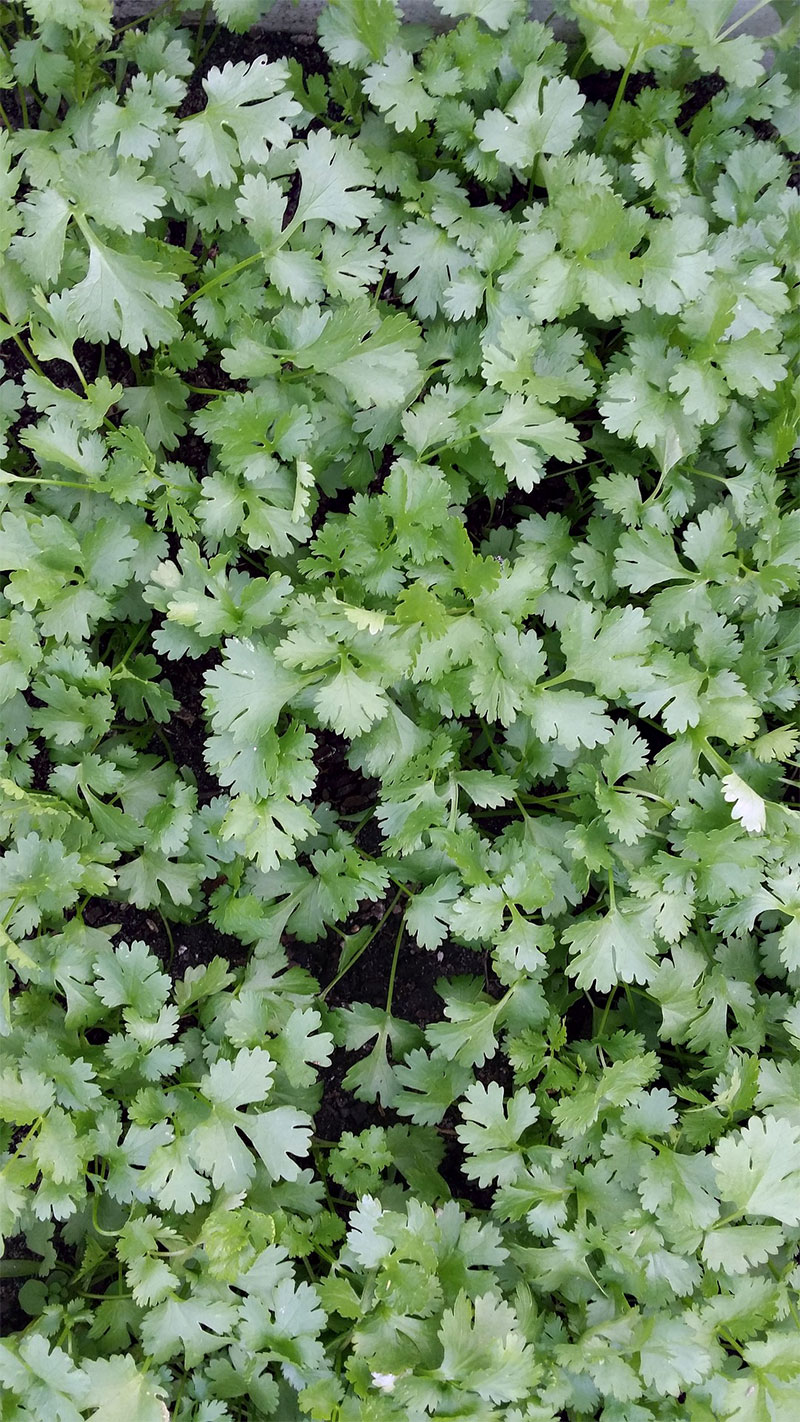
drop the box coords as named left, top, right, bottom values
left=457, top=1080, right=539, bottom=1188
left=93, top=941, right=170, bottom=1018
left=563, top=900, right=660, bottom=991
left=83, top=1353, right=170, bottom=1422
left=476, top=71, right=584, bottom=170
left=292, top=130, right=381, bottom=231
left=63, top=228, right=184, bottom=354
left=713, top=1115, right=800, bottom=1226
left=178, top=59, right=301, bottom=187
left=426, top=980, right=511, bottom=1067
left=362, top=46, right=437, bottom=131
left=338, top=1002, right=422, bottom=1105
left=434, top=0, right=520, bottom=30
left=483, top=394, right=583, bottom=490
left=406, top=874, right=461, bottom=950
left=435, top=1290, right=541, bottom=1402
left=318, top=0, right=401, bottom=64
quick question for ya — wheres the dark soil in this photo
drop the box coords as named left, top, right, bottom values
left=82, top=894, right=250, bottom=975
left=159, top=649, right=221, bottom=808
left=678, top=71, right=726, bottom=126
left=578, top=68, right=657, bottom=108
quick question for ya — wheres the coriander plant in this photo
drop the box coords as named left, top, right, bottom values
left=0, top=0, right=799, bottom=1418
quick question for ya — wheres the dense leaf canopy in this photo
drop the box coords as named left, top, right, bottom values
left=0, top=0, right=799, bottom=1418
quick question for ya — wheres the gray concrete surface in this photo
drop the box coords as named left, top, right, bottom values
left=113, top=0, right=780, bottom=38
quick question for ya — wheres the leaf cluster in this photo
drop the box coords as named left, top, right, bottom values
left=1, top=0, right=799, bottom=1418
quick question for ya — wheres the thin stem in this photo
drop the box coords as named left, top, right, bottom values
left=197, top=23, right=222, bottom=70
left=519, top=791, right=578, bottom=805
left=0, top=1259, right=41, bottom=1277
left=0, top=475, right=92, bottom=490
left=0, top=29, right=32, bottom=130
left=16, top=80, right=28, bottom=129
left=642, top=468, right=666, bottom=508
left=717, top=1327, right=745, bottom=1358
left=91, top=1193, right=124, bottom=1239
left=180, top=251, right=263, bottom=310
left=193, top=0, right=211, bottom=63
left=719, top=0, right=772, bottom=40
left=9, top=329, right=45, bottom=378
left=1, top=895, right=23, bottom=935
left=768, top=1262, right=800, bottom=1333
left=600, top=44, right=641, bottom=137
left=371, top=265, right=389, bottom=306
left=320, top=891, right=404, bottom=1000
left=714, top=1209, right=744, bottom=1228
left=114, top=0, right=178, bottom=32
left=384, top=912, right=406, bottom=1018
left=536, top=669, right=573, bottom=691
left=111, top=623, right=148, bottom=674
left=571, top=44, right=589, bottom=80
left=1, top=1116, right=42, bottom=1173
left=151, top=723, right=176, bottom=766
left=158, top=910, right=175, bottom=970
left=699, top=737, right=731, bottom=777
left=595, top=989, right=617, bottom=1039
left=687, top=466, right=729, bottom=485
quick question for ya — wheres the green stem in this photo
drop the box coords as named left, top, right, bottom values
left=91, top=1192, right=124, bottom=1239
left=1, top=1116, right=42, bottom=1173
left=0, top=475, right=92, bottom=491
left=111, top=623, right=148, bottom=674
left=158, top=909, right=175, bottom=970
left=193, top=0, right=211, bottom=64
left=1, top=895, right=24, bottom=932
left=0, top=29, right=32, bottom=129
left=717, top=1327, right=745, bottom=1357
left=768, top=1262, right=800, bottom=1334
left=719, top=0, right=772, bottom=39
left=197, top=23, right=222, bottom=70
left=687, top=467, right=729, bottom=485
left=714, top=1209, right=744, bottom=1228
left=180, top=251, right=263, bottom=310
left=618, top=787, right=674, bottom=809
left=519, top=791, right=578, bottom=806
left=114, top=0, right=178, bottom=32
left=371, top=265, right=389, bottom=306
left=699, top=738, right=731, bottom=776
left=0, top=1259, right=41, bottom=1277
left=536, top=669, right=574, bottom=691
left=151, top=724, right=176, bottom=766
left=600, top=44, right=640, bottom=137
left=16, top=80, right=28, bottom=128
left=642, top=468, right=666, bottom=508
left=384, top=912, right=406, bottom=1018
left=571, top=43, right=589, bottom=80
left=595, top=989, right=617, bottom=1039
left=9, top=328, right=45, bottom=378
left=320, top=891, right=404, bottom=1000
